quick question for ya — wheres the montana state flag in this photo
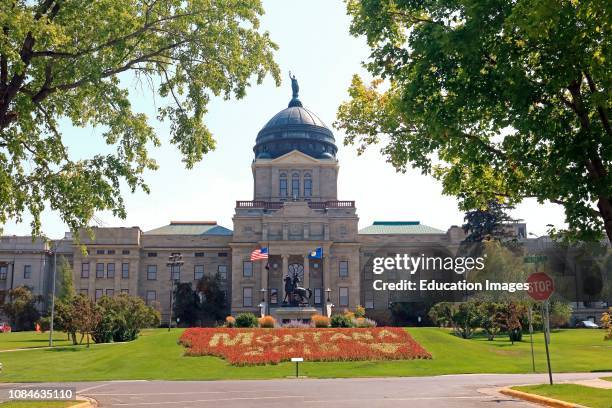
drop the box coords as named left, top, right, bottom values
left=308, top=247, right=323, bottom=259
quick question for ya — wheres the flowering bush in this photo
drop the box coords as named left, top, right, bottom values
left=354, top=305, right=366, bottom=318
left=258, top=315, right=276, bottom=328
left=602, top=307, right=612, bottom=341
left=352, top=317, right=377, bottom=328
left=330, top=314, right=353, bottom=327
left=282, top=319, right=311, bottom=328
left=179, top=327, right=431, bottom=365
left=311, top=314, right=330, bottom=328
left=225, top=316, right=236, bottom=328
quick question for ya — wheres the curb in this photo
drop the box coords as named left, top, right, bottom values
left=71, top=396, right=98, bottom=408
left=499, top=388, right=587, bottom=408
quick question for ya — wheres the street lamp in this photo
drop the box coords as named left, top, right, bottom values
left=48, top=241, right=58, bottom=347
left=260, top=288, right=267, bottom=316
left=166, top=254, right=183, bottom=331
left=325, top=288, right=331, bottom=302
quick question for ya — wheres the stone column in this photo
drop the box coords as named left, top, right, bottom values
left=303, top=255, right=310, bottom=305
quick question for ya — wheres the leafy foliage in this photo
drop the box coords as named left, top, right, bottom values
left=173, top=276, right=227, bottom=326
left=0, top=0, right=279, bottom=236
left=1, top=286, right=42, bottom=331
left=93, top=294, right=160, bottom=343
left=338, top=0, right=612, bottom=243
left=330, top=313, right=353, bottom=328
left=462, top=201, right=517, bottom=243
left=234, top=312, right=258, bottom=328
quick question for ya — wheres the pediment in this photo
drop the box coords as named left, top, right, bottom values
left=267, top=201, right=319, bottom=218
left=269, top=150, right=326, bottom=165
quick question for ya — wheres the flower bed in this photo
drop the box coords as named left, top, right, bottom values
left=179, top=327, right=431, bottom=365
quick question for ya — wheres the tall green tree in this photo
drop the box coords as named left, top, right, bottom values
left=337, top=0, right=611, bottom=243
left=0, top=0, right=279, bottom=236
left=57, top=255, right=74, bottom=300
left=462, top=200, right=516, bottom=242
left=1, top=285, right=42, bottom=330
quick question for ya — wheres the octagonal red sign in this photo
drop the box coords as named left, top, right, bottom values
left=527, top=272, right=555, bottom=301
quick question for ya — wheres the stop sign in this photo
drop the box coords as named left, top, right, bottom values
left=527, top=272, right=555, bottom=301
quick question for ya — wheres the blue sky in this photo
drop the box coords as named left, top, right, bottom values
left=4, top=0, right=565, bottom=239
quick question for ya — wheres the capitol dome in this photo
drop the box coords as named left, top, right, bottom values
left=254, top=75, right=337, bottom=160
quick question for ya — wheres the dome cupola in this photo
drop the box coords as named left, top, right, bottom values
left=254, top=74, right=337, bottom=159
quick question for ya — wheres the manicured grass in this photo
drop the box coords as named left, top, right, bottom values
left=0, top=328, right=609, bottom=382
left=512, top=384, right=612, bottom=408
left=0, top=332, right=74, bottom=351
left=0, top=402, right=79, bottom=408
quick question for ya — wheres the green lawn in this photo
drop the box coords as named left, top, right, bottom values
left=0, top=328, right=609, bottom=382
left=0, top=332, right=74, bottom=351
left=513, top=384, right=612, bottom=408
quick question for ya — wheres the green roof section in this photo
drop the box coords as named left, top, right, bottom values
left=359, top=221, right=445, bottom=235
left=144, top=221, right=233, bottom=236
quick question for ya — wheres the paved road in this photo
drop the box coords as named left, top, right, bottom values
left=2, top=373, right=611, bottom=407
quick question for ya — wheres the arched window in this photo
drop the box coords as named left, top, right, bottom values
left=279, top=173, right=288, bottom=197
left=304, top=173, right=312, bottom=197
left=291, top=173, right=300, bottom=198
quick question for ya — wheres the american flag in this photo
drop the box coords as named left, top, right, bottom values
left=250, top=247, right=269, bottom=261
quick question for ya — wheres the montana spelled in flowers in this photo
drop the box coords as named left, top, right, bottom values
left=179, top=327, right=431, bottom=365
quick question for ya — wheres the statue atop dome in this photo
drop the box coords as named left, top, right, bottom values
left=289, top=71, right=299, bottom=98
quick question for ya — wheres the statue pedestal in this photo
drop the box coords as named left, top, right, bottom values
left=271, top=307, right=320, bottom=324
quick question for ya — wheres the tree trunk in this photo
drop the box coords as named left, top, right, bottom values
left=598, top=197, right=612, bottom=245
left=71, top=332, right=77, bottom=345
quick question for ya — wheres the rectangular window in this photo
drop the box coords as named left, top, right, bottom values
left=314, top=288, right=322, bottom=305
left=304, top=178, right=312, bottom=197
left=80, top=289, right=88, bottom=296
left=96, top=249, right=105, bottom=255
left=194, top=252, right=205, bottom=257
left=81, top=263, right=90, bottom=278
left=279, top=178, right=288, bottom=197
left=243, top=287, right=253, bottom=307
left=0, top=265, right=7, bottom=280
left=243, top=261, right=253, bottom=278
left=122, top=249, right=130, bottom=255
left=95, top=289, right=103, bottom=301
left=339, top=287, right=349, bottom=307
left=339, top=261, right=349, bottom=278
left=106, top=289, right=114, bottom=297
left=269, top=288, right=278, bottom=304
left=171, top=264, right=181, bottom=281
left=146, top=290, right=156, bottom=305
left=23, top=265, right=32, bottom=279
left=147, top=252, right=157, bottom=257
left=147, top=265, right=157, bottom=280
left=217, top=265, right=228, bottom=280
left=95, top=263, right=104, bottom=278
left=107, top=249, right=115, bottom=255
left=291, top=175, right=300, bottom=197
left=365, top=292, right=374, bottom=309
left=121, top=263, right=129, bottom=279
left=218, top=252, right=228, bottom=257
left=194, top=265, right=204, bottom=280
left=121, top=289, right=129, bottom=294
left=107, top=263, right=115, bottom=279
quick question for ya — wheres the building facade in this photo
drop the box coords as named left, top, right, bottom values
left=0, top=83, right=608, bottom=325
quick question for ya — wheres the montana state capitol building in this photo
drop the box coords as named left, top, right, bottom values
left=1, top=83, right=534, bottom=324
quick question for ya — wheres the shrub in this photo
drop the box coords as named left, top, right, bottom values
left=36, top=316, right=51, bottom=332
left=282, top=320, right=310, bottom=328
left=225, top=316, right=236, bottom=328
left=311, top=314, right=330, bottom=328
left=258, top=315, right=276, bottom=328
left=352, top=317, right=377, bottom=328
left=354, top=305, right=366, bottom=318
left=601, top=307, right=612, bottom=341
left=235, top=312, right=258, bottom=328
left=93, top=294, right=160, bottom=343
left=330, top=314, right=353, bottom=328
left=343, top=309, right=356, bottom=320
left=550, top=301, right=573, bottom=328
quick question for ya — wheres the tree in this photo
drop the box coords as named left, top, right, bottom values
left=1, top=286, right=42, bottom=330
left=498, top=302, right=527, bottom=343
left=0, top=0, right=280, bottom=237
left=72, top=294, right=101, bottom=348
left=173, top=282, right=199, bottom=327
left=462, top=201, right=516, bottom=243
left=337, top=0, right=612, bottom=244
left=54, top=296, right=78, bottom=344
left=476, top=301, right=504, bottom=341
left=93, top=294, right=160, bottom=343
left=57, top=256, right=75, bottom=300
left=195, top=275, right=227, bottom=325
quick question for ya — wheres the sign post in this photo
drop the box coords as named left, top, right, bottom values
left=291, top=357, right=303, bottom=378
left=527, top=272, right=555, bottom=385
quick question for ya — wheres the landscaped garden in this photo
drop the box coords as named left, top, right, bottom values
left=0, top=327, right=609, bottom=382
